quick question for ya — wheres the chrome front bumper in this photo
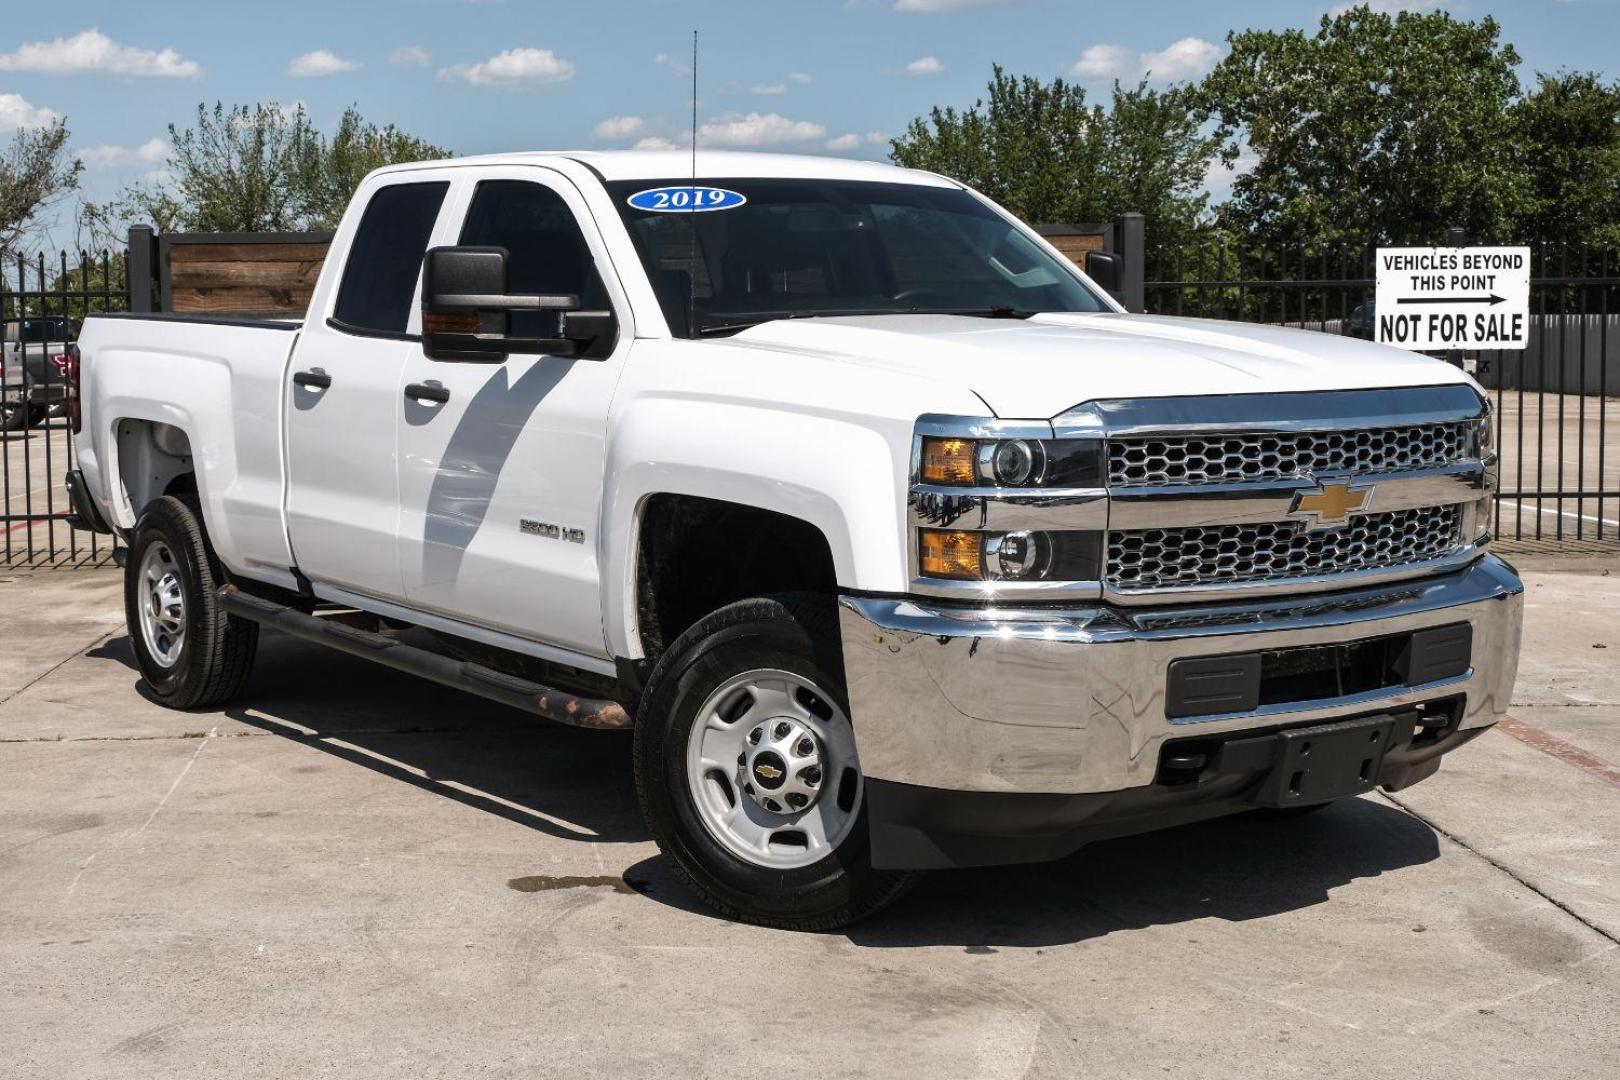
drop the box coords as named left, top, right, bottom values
left=839, top=555, right=1523, bottom=795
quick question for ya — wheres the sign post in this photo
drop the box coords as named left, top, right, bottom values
left=1374, top=246, right=1531, bottom=352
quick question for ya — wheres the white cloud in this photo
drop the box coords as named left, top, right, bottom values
left=1071, top=37, right=1222, bottom=83
left=654, top=52, right=690, bottom=77
left=0, top=28, right=202, bottom=78
left=80, top=138, right=168, bottom=168
left=288, top=50, right=361, bottom=78
left=390, top=46, right=432, bottom=67
left=1202, top=149, right=1258, bottom=203
left=632, top=135, right=682, bottom=151
left=1072, top=44, right=1134, bottom=81
left=825, top=133, right=862, bottom=151
left=1141, top=37, right=1223, bottom=81
left=906, top=56, right=944, bottom=77
left=895, top=0, right=1016, bottom=11
left=0, top=92, right=61, bottom=131
left=592, top=115, right=644, bottom=140
left=865, top=130, right=891, bottom=144
left=789, top=72, right=813, bottom=85
left=440, top=47, right=575, bottom=89
left=752, top=83, right=788, bottom=96
left=698, top=112, right=826, bottom=147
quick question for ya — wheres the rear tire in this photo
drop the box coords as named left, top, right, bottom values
left=124, top=495, right=258, bottom=709
left=1, top=401, right=27, bottom=432
left=633, top=593, right=920, bottom=931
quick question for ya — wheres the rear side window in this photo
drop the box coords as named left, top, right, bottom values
left=333, top=181, right=450, bottom=334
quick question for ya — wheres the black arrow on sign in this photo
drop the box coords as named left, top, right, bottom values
left=1396, top=294, right=1506, bottom=306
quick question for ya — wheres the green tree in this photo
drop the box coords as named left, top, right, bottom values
left=0, top=118, right=82, bottom=250
left=1195, top=6, right=1528, bottom=249
left=1514, top=72, right=1620, bottom=248
left=91, top=102, right=452, bottom=237
left=890, top=67, right=1217, bottom=247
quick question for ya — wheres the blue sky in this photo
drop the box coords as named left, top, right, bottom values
left=2, top=0, right=1615, bottom=248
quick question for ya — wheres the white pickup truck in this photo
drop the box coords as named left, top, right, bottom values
left=66, top=152, right=1522, bottom=929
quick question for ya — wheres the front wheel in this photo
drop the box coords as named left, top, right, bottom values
left=125, top=495, right=259, bottom=709
left=633, top=594, right=919, bottom=930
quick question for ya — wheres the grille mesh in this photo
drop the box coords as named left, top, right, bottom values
left=1106, top=506, right=1464, bottom=591
left=1108, top=422, right=1473, bottom=487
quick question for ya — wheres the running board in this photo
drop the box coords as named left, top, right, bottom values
left=218, top=585, right=632, bottom=730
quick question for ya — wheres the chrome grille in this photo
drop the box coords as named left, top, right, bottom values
left=1106, top=506, right=1464, bottom=591
left=1108, top=421, right=1473, bottom=487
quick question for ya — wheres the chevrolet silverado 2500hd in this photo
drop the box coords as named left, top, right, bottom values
left=65, top=152, right=1522, bottom=929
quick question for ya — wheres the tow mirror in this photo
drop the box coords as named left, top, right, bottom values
left=1084, top=250, right=1124, bottom=302
left=420, top=246, right=617, bottom=362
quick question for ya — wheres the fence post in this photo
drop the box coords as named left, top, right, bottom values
left=127, top=224, right=156, bottom=313
left=1114, top=212, right=1145, bottom=313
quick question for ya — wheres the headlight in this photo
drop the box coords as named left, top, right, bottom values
left=918, top=528, right=1100, bottom=582
left=918, top=436, right=1101, bottom=488
left=1474, top=405, right=1495, bottom=458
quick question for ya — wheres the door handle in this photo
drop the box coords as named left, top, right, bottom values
left=404, top=382, right=451, bottom=406
left=293, top=370, right=332, bottom=390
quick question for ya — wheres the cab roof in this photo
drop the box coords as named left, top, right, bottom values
left=381, top=150, right=961, bottom=187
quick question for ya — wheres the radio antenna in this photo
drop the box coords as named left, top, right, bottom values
left=688, top=28, right=698, bottom=340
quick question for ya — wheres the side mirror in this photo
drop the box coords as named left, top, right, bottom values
left=1084, top=250, right=1124, bottom=301
left=420, top=246, right=617, bottom=362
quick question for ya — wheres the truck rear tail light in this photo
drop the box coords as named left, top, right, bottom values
left=65, top=344, right=82, bottom=434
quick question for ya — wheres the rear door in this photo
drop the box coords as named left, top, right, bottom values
left=284, top=176, right=452, bottom=600
left=394, top=167, right=632, bottom=659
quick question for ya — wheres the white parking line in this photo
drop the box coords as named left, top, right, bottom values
left=1498, top=498, right=1620, bottom=529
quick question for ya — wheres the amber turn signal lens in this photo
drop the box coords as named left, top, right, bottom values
left=424, top=310, right=480, bottom=335
left=920, top=437, right=977, bottom=486
left=919, top=528, right=983, bottom=580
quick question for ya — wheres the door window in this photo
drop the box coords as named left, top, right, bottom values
left=333, top=181, right=450, bottom=335
left=458, top=180, right=607, bottom=338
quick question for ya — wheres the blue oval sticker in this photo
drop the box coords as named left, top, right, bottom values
left=627, top=186, right=746, bottom=213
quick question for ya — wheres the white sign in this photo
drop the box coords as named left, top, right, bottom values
left=1375, top=246, right=1530, bottom=351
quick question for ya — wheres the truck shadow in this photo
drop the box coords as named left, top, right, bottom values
left=837, top=797, right=1442, bottom=948
left=92, top=630, right=645, bottom=847
left=622, top=794, right=1443, bottom=946
left=91, top=630, right=1445, bottom=945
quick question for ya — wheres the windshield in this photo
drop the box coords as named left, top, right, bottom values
left=5, top=318, right=72, bottom=343
left=606, top=178, right=1108, bottom=337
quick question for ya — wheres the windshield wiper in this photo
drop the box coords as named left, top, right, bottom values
left=902, top=306, right=1039, bottom=320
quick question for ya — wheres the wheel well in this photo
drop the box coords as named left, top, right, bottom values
left=115, top=420, right=195, bottom=519
left=635, top=494, right=838, bottom=662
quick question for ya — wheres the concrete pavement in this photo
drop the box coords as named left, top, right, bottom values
left=2, top=562, right=1617, bottom=1079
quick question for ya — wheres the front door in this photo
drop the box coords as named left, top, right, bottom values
left=395, top=168, right=631, bottom=660
left=284, top=178, right=452, bottom=600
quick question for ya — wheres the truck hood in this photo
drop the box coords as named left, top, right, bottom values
left=727, top=313, right=1474, bottom=419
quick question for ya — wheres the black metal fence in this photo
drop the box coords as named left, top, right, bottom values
left=1146, top=239, right=1620, bottom=550
left=2, top=249, right=130, bottom=567
left=3, top=231, right=1618, bottom=568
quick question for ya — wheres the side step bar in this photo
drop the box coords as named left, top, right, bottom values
left=218, top=585, right=632, bottom=730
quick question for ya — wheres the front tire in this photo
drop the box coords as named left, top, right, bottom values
left=633, top=594, right=919, bottom=930
left=125, top=495, right=258, bottom=709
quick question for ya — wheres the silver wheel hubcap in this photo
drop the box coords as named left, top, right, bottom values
left=138, top=541, right=187, bottom=668
left=684, top=668, right=863, bottom=870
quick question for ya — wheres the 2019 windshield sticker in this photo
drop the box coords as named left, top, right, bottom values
left=627, top=186, right=746, bottom=213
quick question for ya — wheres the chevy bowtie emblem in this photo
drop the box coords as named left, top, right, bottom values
left=1290, top=482, right=1373, bottom=530
left=754, top=763, right=784, bottom=780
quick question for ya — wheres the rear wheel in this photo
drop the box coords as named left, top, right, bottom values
left=633, top=594, right=919, bottom=930
left=1, top=401, right=27, bottom=432
left=124, top=495, right=258, bottom=708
